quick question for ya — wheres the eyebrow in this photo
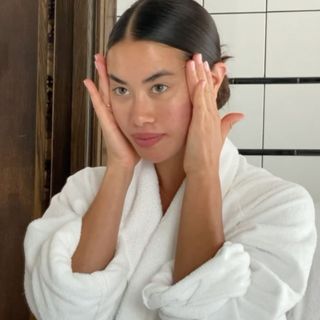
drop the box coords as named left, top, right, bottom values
left=108, top=70, right=175, bottom=85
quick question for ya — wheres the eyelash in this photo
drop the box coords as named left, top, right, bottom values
left=112, top=84, right=169, bottom=96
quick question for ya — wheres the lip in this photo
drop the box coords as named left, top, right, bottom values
left=132, top=133, right=165, bottom=148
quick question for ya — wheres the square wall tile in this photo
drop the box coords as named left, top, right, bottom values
left=117, top=0, right=203, bottom=16
left=266, top=12, right=320, bottom=77
left=205, top=0, right=266, bottom=13
left=213, top=14, right=266, bottom=77
left=117, top=0, right=134, bottom=15
left=264, top=84, right=320, bottom=149
left=263, top=156, right=320, bottom=203
left=220, top=85, right=264, bottom=149
left=268, top=0, right=320, bottom=11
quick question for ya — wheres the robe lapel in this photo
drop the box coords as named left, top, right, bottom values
left=116, top=162, right=186, bottom=319
left=116, top=138, right=240, bottom=319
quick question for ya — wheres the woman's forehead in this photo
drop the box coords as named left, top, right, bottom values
left=107, top=40, right=187, bottom=81
left=107, top=39, right=186, bottom=66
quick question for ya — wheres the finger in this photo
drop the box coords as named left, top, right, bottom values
left=204, top=60, right=219, bottom=115
left=204, top=61, right=214, bottom=94
left=194, top=54, right=211, bottom=111
left=95, top=52, right=105, bottom=64
left=83, top=79, right=112, bottom=121
left=186, top=59, right=199, bottom=101
left=192, top=79, right=207, bottom=116
left=94, top=53, right=110, bottom=106
left=221, top=113, right=245, bottom=142
left=194, top=53, right=207, bottom=82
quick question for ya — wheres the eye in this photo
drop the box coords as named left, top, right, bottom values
left=113, top=87, right=129, bottom=96
left=151, top=84, right=168, bottom=94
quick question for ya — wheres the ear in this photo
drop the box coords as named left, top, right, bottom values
left=210, top=62, right=227, bottom=90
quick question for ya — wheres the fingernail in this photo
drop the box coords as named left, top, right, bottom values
left=190, top=60, right=195, bottom=71
left=204, top=61, right=210, bottom=71
left=94, top=54, right=99, bottom=61
left=194, top=53, right=202, bottom=64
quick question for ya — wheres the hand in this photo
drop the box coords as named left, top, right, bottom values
left=83, top=53, right=140, bottom=170
left=183, top=53, right=244, bottom=176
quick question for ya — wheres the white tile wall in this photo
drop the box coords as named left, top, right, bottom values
left=212, top=14, right=266, bottom=78
left=268, top=0, right=320, bottom=11
left=116, top=0, right=320, bottom=199
left=264, top=84, right=320, bottom=149
left=263, top=156, right=320, bottom=203
left=117, top=0, right=203, bottom=16
left=205, top=0, right=266, bottom=13
left=266, top=11, right=320, bottom=77
left=220, top=85, right=264, bottom=149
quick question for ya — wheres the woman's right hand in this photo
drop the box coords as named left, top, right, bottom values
left=83, top=53, right=140, bottom=171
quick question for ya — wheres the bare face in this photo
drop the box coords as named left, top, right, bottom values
left=106, top=39, right=192, bottom=164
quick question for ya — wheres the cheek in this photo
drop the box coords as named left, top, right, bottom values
left=165, top=99, right=192, bottom=134
left=110, top=107, right=128, bottom=133
left=170, top=83, right=193, bottom=132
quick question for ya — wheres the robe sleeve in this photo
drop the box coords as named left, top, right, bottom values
left=142, top=176, right=317, bottom=320
left=24, top=167, right=130, bottom=320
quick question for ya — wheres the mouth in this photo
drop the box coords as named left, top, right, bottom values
left=132, top=133, right=165, bottom=148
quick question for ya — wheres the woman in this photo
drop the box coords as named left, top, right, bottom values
left=24, top=0, right=317, bottom=319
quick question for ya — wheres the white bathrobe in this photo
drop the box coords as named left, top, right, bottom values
left=24, top=139, right=317, bottom=320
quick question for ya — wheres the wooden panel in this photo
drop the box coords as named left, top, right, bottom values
left=71, top=0, right=96, bottom=173
left=0, top=0, right=38, bottom=319
left=34, top=0, right=54, bottom=218
left=94, top=0, right=117, bottom=167
left=51, top=0, right=74, bottom=196
left=71, top=0, right=116, bottom=171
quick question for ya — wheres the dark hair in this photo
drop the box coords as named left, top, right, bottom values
left=107, top=0, right=232, bottom=109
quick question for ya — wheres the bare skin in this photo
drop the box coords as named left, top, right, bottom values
left=72, top=39, right=244, bottom=277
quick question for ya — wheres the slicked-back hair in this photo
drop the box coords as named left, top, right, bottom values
left=107, top=0, right=232, bottom=109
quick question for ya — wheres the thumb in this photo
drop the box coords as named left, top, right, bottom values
left=221, top=112, right=245, bottom=142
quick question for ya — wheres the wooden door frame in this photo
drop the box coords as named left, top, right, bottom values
left=34, top=0, right=116, bottom=219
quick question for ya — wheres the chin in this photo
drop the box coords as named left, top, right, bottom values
left=138, top=151, right=171, bottom=164
left=131, top=144, right=172, bottom=164
left=136, top=144, right=185, bottom=165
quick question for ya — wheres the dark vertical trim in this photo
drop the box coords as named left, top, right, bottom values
left=262, top=0, right=268, bottom=167
left=91, top=0, right=117, bottom=167
left=51, top=0, right=74, bottom=197
left=34, top=0, right=51, bottom=219
left=71, top=0, right=95, bottom=174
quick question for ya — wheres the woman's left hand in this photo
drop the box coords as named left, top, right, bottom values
left=183, top=53, right=244, bottom=176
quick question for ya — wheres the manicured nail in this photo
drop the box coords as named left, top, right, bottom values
left=204, top=61, right=210, bottom=71
left=194, top=53, right=202, bottom=64
left=190, top=60, right=195, bottom=71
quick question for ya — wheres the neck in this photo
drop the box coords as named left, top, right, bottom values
left=154, top=148, right=186, bottom=199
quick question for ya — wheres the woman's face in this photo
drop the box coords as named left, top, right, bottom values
left=106, top=39, right=192, bottom=164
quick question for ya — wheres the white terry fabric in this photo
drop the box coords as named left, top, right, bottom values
left=24, top=138, right=317, bottom=320
left=286, top=201, right=320, bottom=320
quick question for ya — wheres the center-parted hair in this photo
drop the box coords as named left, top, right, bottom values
left=107, top=0, right=232, bottom=109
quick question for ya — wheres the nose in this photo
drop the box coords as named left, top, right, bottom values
left=131, top=96, right=156, bottom=127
